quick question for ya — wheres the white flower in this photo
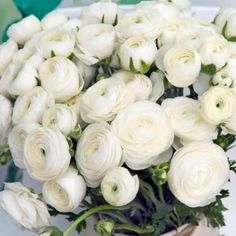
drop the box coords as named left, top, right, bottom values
left=42, top=167, right=86, bottom=212
left=224, top=112, right=236, bottom=134
left=12, top=86, right=54, bottom=125
left=118, top=37, right=157, bottom=74
left=0, top=39, right=18, bottom=76
left=111, top=101, right=174, bottom=170
left=80, top=78, right=134, bottom=123
left=60, top=19, right=82, bottom=32
left=214, top=8, right=236, bottom=32
left=158, top=17, right=186, bottom=46
left=170, top=0, right=191, bottom=10
left=112, top=71, right=152, bottom=101
left=0, top=182, right=49, bottom=231
left=212, top=66, right=234, bottom=87
left=0, top=95, right=12, bottom=145
left=42, top=104, right=77, bottom=135
left=101, top=167, right=139, bottom=206
left=39, top=56, right=84, bottom=102
left=73, top=57, right=96, bottom=89
left=148, top=71, right=165, bottom=102
left=116, top=8, right=164, bottom=41
left=162, top=97, right=217, bottom=143
left=81, top=0, right=122, bottom=25
left=7, top=15, right=41, bottom=45
left=75, top=24, right=115, bottom=65
left=199, top=35, right=229, bottom=70
left=41, top=12, right=68, bottom=30
left=222, top=13, right=236, bottom=39
left=75, top=122, right=122, bottom=187
left=200, top=86, right=236, bottom=125
left=37, top=28, right=75, bottom=58
left=24, top=127, right=71, bottom=181
left=168, top=142, right=229, bottom=207
left=162, top=45, right=201, bottom=87
left=8, top=122, right=40, bottom=168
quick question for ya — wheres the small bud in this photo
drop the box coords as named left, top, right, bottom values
left=151, top=162, right=170, bottom=186
left=95, top=219, right=115, bottom=236
left=211, top=68, right=233, bottom=87
left=39, top=227, right=63, bottom=236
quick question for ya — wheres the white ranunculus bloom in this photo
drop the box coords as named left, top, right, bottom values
left=39, top=56, right=84, bottom=102
left=200, top=86, right=236, bottom=125
left=117, top=8, right=164, bottom=41
left=223, top=13, right=236, bottom=39
left=80, top=78, right=134, bottom=123
left=214, top=8, right=236, bottom=33
left=225, top=112, right=236, bottom=134
left=43, top=167, right=86, bottom=212
left=112, top=71, right=152, bottom=101
left=0, top=95, right=12, bottom=145
left=112, top=101, right=174, bottom=170
left=163, top=45, right=201, bottom=87
left=162, top=97, right=217, bottom=143
left=0, top=39, right=18, bottom=76
left=37, top=28, right=75, bottom=58
left=158, top=17, right=186, bottom=46
left=60, top=19, right=82, bottom=32
left=170, top=0, right=191, bottom=10
left=148, top=71, right=165, bottom=102
left=73, top=57, right=96, bottom=89
left=41, top=12, right=68, bottom=30
left=7, top=15, right=41, bottom=45
left=75, top=24, right=115, bottom=65
left=8, top=122, right=40, bottom=168
left=24, top=127, right=71, bottom=181
left=42, top=104, right=77, bottom=135
left=118, top=37, right=157, bottom=74
left=0, top=182, right=49, bottom=231
left=212, top=66, right=234, bottom=87
left=199, top=35, right=229, bottom=70
left=81, top=0, right=122, bottom=25
left=75, top=122, right=122, bottom=187
left=12, top=86, right=54, bottom=125
left=101, top=167, right=139, bottom=206
left=168, top=142, right=229, bottom=207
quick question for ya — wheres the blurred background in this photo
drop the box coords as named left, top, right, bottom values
left=0, top=0, right=236, bottom=235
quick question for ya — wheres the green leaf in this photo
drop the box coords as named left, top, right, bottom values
left=129, top=58, right=138, bottom=73
left=51, top=50, right=56, bottom=57
left=227, top=36, right=236, bottom=42
left=0, top=144, right=11, bottom=165
left=112, top=14, right=118, bottom=26
left=68, top=126, right=82, bottom=140
left=140, top=60, right=151, bottom=74
left=229, top=159, right=236, bottom=173
left=201, top=64, right=217, bottom=75
left=214, top=133, right=236, bottom=150
left=222, top=21, right=228, bottom=38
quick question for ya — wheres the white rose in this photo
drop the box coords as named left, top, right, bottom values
left=199, top=35, right=229, bottom=70
left=42, top=104, right=77, bottom=135
left=0, top=95, right=12, bottom=145
left=112, top=71, right=152, bottom=101
left=41, top=12, right=68, bottom=30
left=168, top=142, right=229, bottom=207
left=111, top=101, right=174, bottom=170
left=75, top=122, right=122, bottom=187
left=200, top=86, right=236, bottom=125
left=42, top=167, right=86, bottom=212
left=175, top=27, right=212, bottom=50
left=117, top=8, right=164, bottom=41
left=136, top=1, right=180, bottom=19
left=75, top=24, right=115, bottom=65
left=163, top=45, right=201, bottom=87
left=39, top=56, right=84, bottom=102
left=12, top=86, right=54, bottom=125
left=148, top=71, right=165, bottom=102
left=73, top=57, right=96, bottom=89
left=214, top=8, right=236, bottom=33
left=80, top=78, right=134, bottom=123
left=158, top=17, right=186, bottom=46
left=212, top=65, right=234, bottom=87
left=24, top=127, right=71, bottom=181
left=118, top=37, right=157, bottom=74
left=81, top=0, right=122, bottom=25
left=7, top=15, right=41, bottom=45
left=37, top=29, right=75, bottom=58
left=0, top=39, right=18, bottom=76
left=8, top=122, right=40, bottom=168
left=0, top=182, right=49, bottom=231
left=101, top=167, right=139, bottom=206
left=162, top=97, right=217, bottom=143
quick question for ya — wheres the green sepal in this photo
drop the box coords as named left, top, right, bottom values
left=201, top=64, right=217, bottom=75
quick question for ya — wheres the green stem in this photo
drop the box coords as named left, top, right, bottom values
left=157, top=185, right=165, bottom=203
left=101, top=64, right=112, bottom=76
left=173, top=207, right=181, bottom=227
left=115, top=224, right=155, bottom=234
left=101, top=211, right=132, bottom=224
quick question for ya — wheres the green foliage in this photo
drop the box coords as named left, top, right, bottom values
left=40, top=226, right=63, bottom=236
left=229, top=159, right=236, bottom=173
left=151, top=163, right=170, bottom=186
left=214, top=133, right=236, bottom=150
left=201, top=64, right=217, bottom=75
left=0, top=144, right=11, bottom=165
left=95, top=219, right=115, bottom=236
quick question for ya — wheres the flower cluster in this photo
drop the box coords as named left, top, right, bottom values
left=0, top=0, right=235, bottom=235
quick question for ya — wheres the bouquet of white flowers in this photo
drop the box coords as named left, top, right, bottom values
left=0, top=0, right=236, bottom=235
